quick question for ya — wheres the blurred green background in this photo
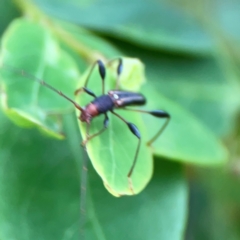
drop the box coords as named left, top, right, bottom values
left=0, top=0, right=240, bottom=239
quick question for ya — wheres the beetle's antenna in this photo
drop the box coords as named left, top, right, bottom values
left=1, top=64, right=84, bottom=112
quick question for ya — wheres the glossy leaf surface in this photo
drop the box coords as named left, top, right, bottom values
left=141, top=85, right=228, bottom=165
left=0, top=18, right=80, bottom=139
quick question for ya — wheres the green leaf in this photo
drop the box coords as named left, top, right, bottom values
left=147, top=56, right=240, bottom=137
left=141, top=84, right=228, bottom=165
left=33, top=0, right=213, bottom=55
left=0, top=18, right=81, bottom=138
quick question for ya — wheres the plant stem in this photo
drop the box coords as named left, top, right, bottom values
left=13, top=0, right=106, bottom=63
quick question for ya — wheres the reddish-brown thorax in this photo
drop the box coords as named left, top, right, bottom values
left=79, top=103, right=99, bottom=123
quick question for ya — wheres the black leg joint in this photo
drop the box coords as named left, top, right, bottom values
left=150, top=110, right=170, bottom=118
left=127, top=122, right=141, bottom=139
left=104, top=115, right=109, bottom=128
left=83, top=87, right=97, bottom=98
left=117, top=58, right=123, bottom=75
left=97, top=60, right=106, bottom=80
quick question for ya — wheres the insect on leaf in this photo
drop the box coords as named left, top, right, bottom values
left=77, top=58, right=152, bottom=196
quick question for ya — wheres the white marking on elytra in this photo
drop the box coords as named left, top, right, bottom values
left=113, top=94, right=119, bottom=99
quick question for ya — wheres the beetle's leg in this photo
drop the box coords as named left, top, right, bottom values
left=75, top=87, right=97, bottom=98
left=121, top=108, right=170, bottom=146
left=111, top=111, right=141, bottom=194
left=107, top=58, right=123, bottom=90
left=81, top=114, right=109, bottom=147
left=75, top=60, right=106, bottom=96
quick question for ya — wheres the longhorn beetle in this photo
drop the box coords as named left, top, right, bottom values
left=2, top=58, right=170, bottom=237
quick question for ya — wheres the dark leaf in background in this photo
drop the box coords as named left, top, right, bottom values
left=0, top=0, right=20, bottom=35
left=32, top=0, right=213, bottom=55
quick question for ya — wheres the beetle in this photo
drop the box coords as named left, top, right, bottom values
left=74, top=59, right=170, bottom=184
left=3, top=58, right=170, bottom=190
